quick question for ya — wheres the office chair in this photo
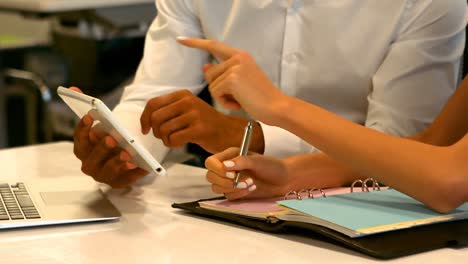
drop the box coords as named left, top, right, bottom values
left=3, top=68, right=54, bottom=146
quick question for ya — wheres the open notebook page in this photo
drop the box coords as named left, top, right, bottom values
left=278, top=189, right=468, bottom=237
left=199, top=187, right=374, bottom=218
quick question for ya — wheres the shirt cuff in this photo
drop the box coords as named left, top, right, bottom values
left=260, top=122, right=319, bottom=157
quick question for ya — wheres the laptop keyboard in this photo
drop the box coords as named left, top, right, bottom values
left=0, top=183, right=41, bottom=220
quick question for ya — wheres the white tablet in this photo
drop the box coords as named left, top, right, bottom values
left=57, top=86, right=166, bottom=176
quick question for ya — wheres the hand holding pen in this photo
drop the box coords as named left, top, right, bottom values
left=233, top=120, right=254, bottom=187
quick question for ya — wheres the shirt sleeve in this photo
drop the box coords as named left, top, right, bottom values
left=366, top=0, right=467, bottom=136
left=113, top=0, right=210, bottom=162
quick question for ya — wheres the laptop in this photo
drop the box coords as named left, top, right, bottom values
left=0, top=180, right=120, bottom=229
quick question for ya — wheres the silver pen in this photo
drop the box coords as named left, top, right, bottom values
left=233, top=120, right=254, bottom=187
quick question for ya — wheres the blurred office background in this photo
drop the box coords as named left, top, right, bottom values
left=0, top=2, right=155, bottom=148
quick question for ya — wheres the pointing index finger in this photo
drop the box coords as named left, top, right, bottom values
left=176, top=37, right=239, bottom=61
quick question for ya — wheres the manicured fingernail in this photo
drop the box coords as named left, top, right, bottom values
left=223, top=160, right=235, bottom=168
left=225, top=172, right=235, bottom=179
left=236, top=182, right=247, bottom=189
left=176, top=36, right=189, bottom=41
left=245, top=178, right=253, bottom=186
left=248, top=185, right=257, bottom=192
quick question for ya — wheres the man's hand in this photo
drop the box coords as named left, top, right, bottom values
left=140, top=89, right=265, bottom=154
left=71, top=87, right=148, bottom=188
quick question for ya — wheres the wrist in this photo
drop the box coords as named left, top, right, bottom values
left=280, top=157, right=303, bottom=193
left=266, top=95, right=296, bottom=127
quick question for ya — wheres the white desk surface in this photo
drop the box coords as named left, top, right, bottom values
left=0, top=142, right=466, bottom=264
left=0, top=0, right=154, bottom=13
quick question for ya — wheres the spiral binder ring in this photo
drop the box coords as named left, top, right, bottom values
left=351, top=178, right=380, bottom=193
left=350, top=180, right=366, bottom=193
left=298, top=189, right=312, bottom=199
left=283, top=188, right=326, bottom=200
left=363, top=177, right=381, bottom=191
left=312, top=188, right=327, bottom=198
left=284, top=178, right=381, bottom=200
left=284, top=190, right=300, bottom=200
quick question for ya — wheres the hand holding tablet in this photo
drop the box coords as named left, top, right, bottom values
left=57, top=87, right=166, bottom=178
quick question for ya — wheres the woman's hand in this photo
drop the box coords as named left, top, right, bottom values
left=177, top=37, right=289, bottom=126
left=204, top=148, right=292, bottom=200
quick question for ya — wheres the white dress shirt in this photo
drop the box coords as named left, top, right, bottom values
left=114, top=0, right=467, bottom=161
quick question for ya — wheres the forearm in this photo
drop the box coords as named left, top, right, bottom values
left=274, top=96, right=466, bottom=212
left=283, top=153, right=361, bottom=192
